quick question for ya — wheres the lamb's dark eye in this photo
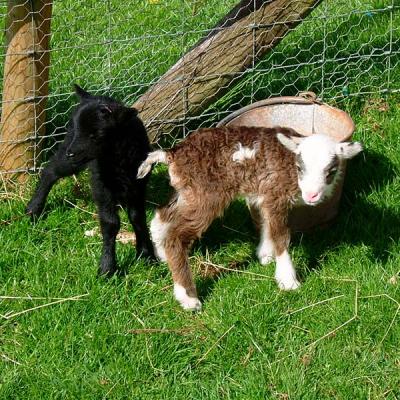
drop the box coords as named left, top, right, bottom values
left=325, top=167, right=338, bottom=183
left=295, top=156, right=305, bottom=176
left=296, top=164, right=303, bottom=176
left=327, top=167, right=337, bottom=178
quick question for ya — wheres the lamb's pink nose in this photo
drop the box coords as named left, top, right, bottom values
left=305, top=192, right=320, bottom=203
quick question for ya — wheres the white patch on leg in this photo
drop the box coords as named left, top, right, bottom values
left=150, top=211, right=170, bottom=262
left=257, top=225, right=275, bottom=265
left=174, top=283, right=202, bottom=311
left=275, top=250, right=300, bottom=290
left=245, top=195, right=273, bottom=264
left=245, top=194, right=263, bottom=209
left=232, top=142, right=259, bottom=163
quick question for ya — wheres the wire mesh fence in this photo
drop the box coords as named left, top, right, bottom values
left=0, top=0, right=398, bottom=177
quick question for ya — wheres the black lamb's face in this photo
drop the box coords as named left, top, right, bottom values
left=65, top=84, right=139, bottom=164
left=65, top=102, right=115, bottom=163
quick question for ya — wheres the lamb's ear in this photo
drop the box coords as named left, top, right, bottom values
left=115, top=107, right=138, bottom=120
left=125, top=107, right=138, bottom=117
left=335, top=141, right=363, bottom=159
left=276, top=133, right=303, bottom=153
left=74, top=84, right=92, bottom=100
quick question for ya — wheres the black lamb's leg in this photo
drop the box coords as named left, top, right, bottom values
left=97, top=204, right=120, bottom=276
left=127, top=194, right=155, bottom=261
left=92, top=178, right=120, bottom=276
left=26, top=152, right=86, bottom=218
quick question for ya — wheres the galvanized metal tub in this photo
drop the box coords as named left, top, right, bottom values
left=217, top=92, right=355, bottom=232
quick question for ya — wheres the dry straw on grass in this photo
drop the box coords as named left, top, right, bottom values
left=1, top=293, right=88, bottom=320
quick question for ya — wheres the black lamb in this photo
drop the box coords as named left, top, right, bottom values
left=26, top=84, right=155, bottom=275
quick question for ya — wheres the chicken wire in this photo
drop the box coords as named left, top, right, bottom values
left=0, top=0, right=398, bottom=175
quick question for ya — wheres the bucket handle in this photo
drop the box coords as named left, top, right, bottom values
left=298, top=91, right=322, bottom=104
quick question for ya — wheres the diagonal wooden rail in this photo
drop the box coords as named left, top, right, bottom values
left=133, top=0, right=323, bottom=143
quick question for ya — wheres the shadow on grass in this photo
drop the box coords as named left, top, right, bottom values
left=195, top=259, right=253, bottom=303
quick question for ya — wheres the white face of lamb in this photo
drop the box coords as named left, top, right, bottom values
left=296, top=135, right=340, bottom=205
left=277, top=133, right=363, bottom=206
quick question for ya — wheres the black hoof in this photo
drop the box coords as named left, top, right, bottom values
left=98, top=265, right=118, bottom=278
left=135, top=246, right=156, bottom=262
left=26, top=202, right=44, bottom=220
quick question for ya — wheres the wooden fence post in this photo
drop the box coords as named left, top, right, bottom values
left=0, top=0, right=52, bottom=182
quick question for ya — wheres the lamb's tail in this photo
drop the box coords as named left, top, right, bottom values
left=137, top=150, right=169, bottom=179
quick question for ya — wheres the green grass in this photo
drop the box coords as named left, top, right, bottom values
left=1, top=96, right=400, bottom=399
left=1, top=0, right=400, bottom=399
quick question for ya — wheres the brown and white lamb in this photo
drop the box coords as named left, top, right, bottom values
left=137, top=126, right=363, bottom=311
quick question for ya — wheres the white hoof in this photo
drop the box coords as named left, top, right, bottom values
left=276, top=275, right=301, bottom=291
left=275, top=250, right=300, bottom=291
left=258, top=253, right=274, bottom=265
left=179, top=297, right=202, bottom=311
left=174, top=283, right=202, bottom=311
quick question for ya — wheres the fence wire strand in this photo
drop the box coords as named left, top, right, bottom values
left=0, top=0, right=398, bottom=175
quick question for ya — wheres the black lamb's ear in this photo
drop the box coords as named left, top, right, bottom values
left=116, top=107, right=138, bottom=121
left=74, top=84, right=92, bottom=100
